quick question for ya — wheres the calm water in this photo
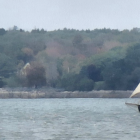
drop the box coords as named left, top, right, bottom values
left=0, top=98, right=140, bottom=140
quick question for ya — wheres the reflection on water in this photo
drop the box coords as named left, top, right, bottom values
left=0, top=98, right=140, bottom=140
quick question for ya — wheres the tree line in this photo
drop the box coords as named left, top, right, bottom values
left=0, top=27, right=140, bottom=90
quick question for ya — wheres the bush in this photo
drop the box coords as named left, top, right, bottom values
left=58, top=73, right=94, bottom=91
left=4, top=76, right=21, bottom=87
left=94, top=81, right=105, bottom=90
left=76, top=77, right=94, bottom=91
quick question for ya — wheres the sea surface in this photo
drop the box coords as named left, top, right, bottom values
left=0, top=98, right=140, bottom=140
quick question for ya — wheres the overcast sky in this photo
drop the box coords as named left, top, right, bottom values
left=0, top=0, right=140, bottom=31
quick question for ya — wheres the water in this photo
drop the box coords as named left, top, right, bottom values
left=0, top=98, right=140, bottom=140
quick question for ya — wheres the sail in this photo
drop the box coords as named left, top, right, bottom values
left=130, top=83, right=140, bottom=98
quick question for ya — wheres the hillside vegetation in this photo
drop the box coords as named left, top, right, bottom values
left=0, top=27, right=140, bottom=91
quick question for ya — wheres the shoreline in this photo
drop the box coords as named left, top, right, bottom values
left=0, top=88, right=133, bottom=98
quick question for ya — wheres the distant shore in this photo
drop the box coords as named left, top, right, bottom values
left=0, top=88, right=133, bottom=98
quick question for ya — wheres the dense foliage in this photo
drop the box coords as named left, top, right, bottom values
left=1, top=27, right=140, bottom=90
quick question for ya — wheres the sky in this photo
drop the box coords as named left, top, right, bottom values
left=0, top=0, right=140, bottom=31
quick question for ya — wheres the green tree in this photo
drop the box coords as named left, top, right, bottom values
left=125, top=43, right=140, bottom=72
left=102, top=43, right=140, bottom=90
left=102, top=59, right=126, bottom=89
left=0, top=28, right=6, bottom=35
left=0, top=53, right=16, bottom=78
left=0, top=53, right=16, bottom=87
left=124, top=67, right=140, bottom=90
left=73, top=34, right=83, bottom=46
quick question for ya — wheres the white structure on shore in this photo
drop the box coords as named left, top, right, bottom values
left=20, top=63, right=30, bottom=76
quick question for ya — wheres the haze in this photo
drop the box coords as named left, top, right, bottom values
left=0, top=0, right=140, bottom=31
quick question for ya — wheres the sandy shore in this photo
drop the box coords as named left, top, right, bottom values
left=0, top=88, right=133, bottom=98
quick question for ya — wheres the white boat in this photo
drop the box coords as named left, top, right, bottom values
left=125, top=83, right=140, bottom=112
